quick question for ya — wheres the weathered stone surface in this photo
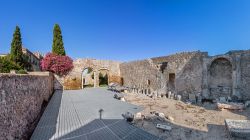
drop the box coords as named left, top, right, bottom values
left=167, top=115, right=174, bottom=121
left=156, top=112, right=165, bottom=119
left=134, top=112, right=142, bottom=119
left=156, top=124, right=172, bottom=131
left=120, top=50, right=250, bottom=101
left=0, top=72, right=54, bottom=139
left=217, top=102, right=244, bottom=110
left=245, top=101, right=250, bottom=108
left=188, top=94, right=196, bottom=103
left=225, top=119, right=250, bottom=139
left=176, top=95, right=182, bottom=101
left=120, top=52, right=204, bottom=100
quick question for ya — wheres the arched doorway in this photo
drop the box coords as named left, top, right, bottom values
left=81, top=67, right=94, bottom=88
left=98, top=68, right=109, bottom=87
left=208, top=58, right=232, bottom=99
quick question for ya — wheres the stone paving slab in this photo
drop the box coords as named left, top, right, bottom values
left=31, top=88, right=162, bottom=140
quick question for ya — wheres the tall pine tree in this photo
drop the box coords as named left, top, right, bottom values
left=10, top=26, right=23, bottom=65
left=52, top=24, right=66, bottom=55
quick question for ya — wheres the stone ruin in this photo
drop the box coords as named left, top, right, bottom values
left=120, top=50, right=250, bottom=102
left=63, top=50, right=250, bottom=102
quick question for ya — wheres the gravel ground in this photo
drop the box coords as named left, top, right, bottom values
left=124, top=93, right=250, bottom=140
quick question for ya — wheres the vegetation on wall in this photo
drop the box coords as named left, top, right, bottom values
left=52, top=24, right=66, bottom=56
left=16, top=69, right=28, bottom=74
left=40, top=53, right=73, bottom=76
left=0, top=57, right=21, bottom=73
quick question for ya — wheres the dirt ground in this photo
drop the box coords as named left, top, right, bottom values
left=124, top=93, right=250, bottom=140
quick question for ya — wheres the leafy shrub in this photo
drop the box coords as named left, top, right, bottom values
left=40, top=53, right=73, bottom=76
left=0, top=56, right=21, bottom=73
left=17, top=69, right=28, bottom=74
left=21, top=54, right=32, bottom=71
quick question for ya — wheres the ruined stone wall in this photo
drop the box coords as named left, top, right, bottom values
left=63, top=58, right=121, bottom=90
left=120, top=59, right=161, bottom=91
left=120, top=52, right=204, bottom=98
left=174, top=53, right=204, bottom=99
left=0, top=72, right=54, bottom=139
left=240, top=51, right=250, bottom=100
left=151, top=52, right=204, bottom=97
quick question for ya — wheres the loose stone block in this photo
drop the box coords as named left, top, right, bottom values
left=188, top=94, right=196, bottom=103
left=134, top=112, right=142, bottom=119
left=225, top=119, right=250, bottom=139
left=177, top=95, right=182, bottom=101
left=245, top=101, right=250, bottom=108
left=156, top=124, right=172, bottom=131
left=219, top=97, right=227, bottom=103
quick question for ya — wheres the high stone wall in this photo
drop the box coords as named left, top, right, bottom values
left=120, top=52, right=204, bottom=98
left=240, top=51, right=250, bottom=100
left=0, top=72, right=54, bottom=139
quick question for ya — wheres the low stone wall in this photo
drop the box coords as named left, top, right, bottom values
left=0, top=72, right=54, bottom=139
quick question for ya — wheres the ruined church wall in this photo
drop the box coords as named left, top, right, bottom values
left=240, top=52, right=250, bottom=100
left=0, top=72, right=54, bottom=139
left=120, top=60, right=162, bottom=91
left=174, top=53, right=204, bottom=99
left=152, top=52, right=204, bottom=98
left=120, top=52, right=205, bottom=98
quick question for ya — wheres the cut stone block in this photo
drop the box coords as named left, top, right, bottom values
left=217, top=102, right=244, bottom=110
left=189, top=94, right=196, bottom=103
left=156, top=124, right=172, bottom=131
left=225, top=119, right=250, bottom=139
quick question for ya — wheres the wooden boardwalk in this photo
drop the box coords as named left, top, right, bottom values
left=31, top=88, right=162, bottom=140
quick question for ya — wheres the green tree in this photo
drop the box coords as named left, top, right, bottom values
left=10, top=26, right=23, bottom=65
left=52, top=24, right=66, bottom=55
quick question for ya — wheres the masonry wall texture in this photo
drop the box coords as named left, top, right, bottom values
left=0, top=72, right=54, bottom=139
left=120, top=50, right=250, bottom=101
left=120, top=52, right=205, bottom=99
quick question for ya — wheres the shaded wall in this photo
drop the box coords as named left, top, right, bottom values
left=0, top=72, right=54, bottom=139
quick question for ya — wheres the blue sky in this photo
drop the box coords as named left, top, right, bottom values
left=0, top=0, right=250, bottom=61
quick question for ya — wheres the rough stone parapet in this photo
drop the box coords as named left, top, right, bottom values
left=0, top=72, right=54, bottom=139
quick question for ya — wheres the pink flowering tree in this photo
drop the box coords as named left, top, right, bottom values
left=40, top=53, right=73, bottom=76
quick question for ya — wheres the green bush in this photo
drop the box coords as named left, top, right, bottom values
left=0, top=57, right=21, bottom=73
left=17, top=69, right=28, bottom=74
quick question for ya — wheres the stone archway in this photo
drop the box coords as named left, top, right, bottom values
left=98, top=68, right=109, bottom=86
left=81, top=67, right=94, bottom=88
left=208, top=57, right=232, bottom=99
